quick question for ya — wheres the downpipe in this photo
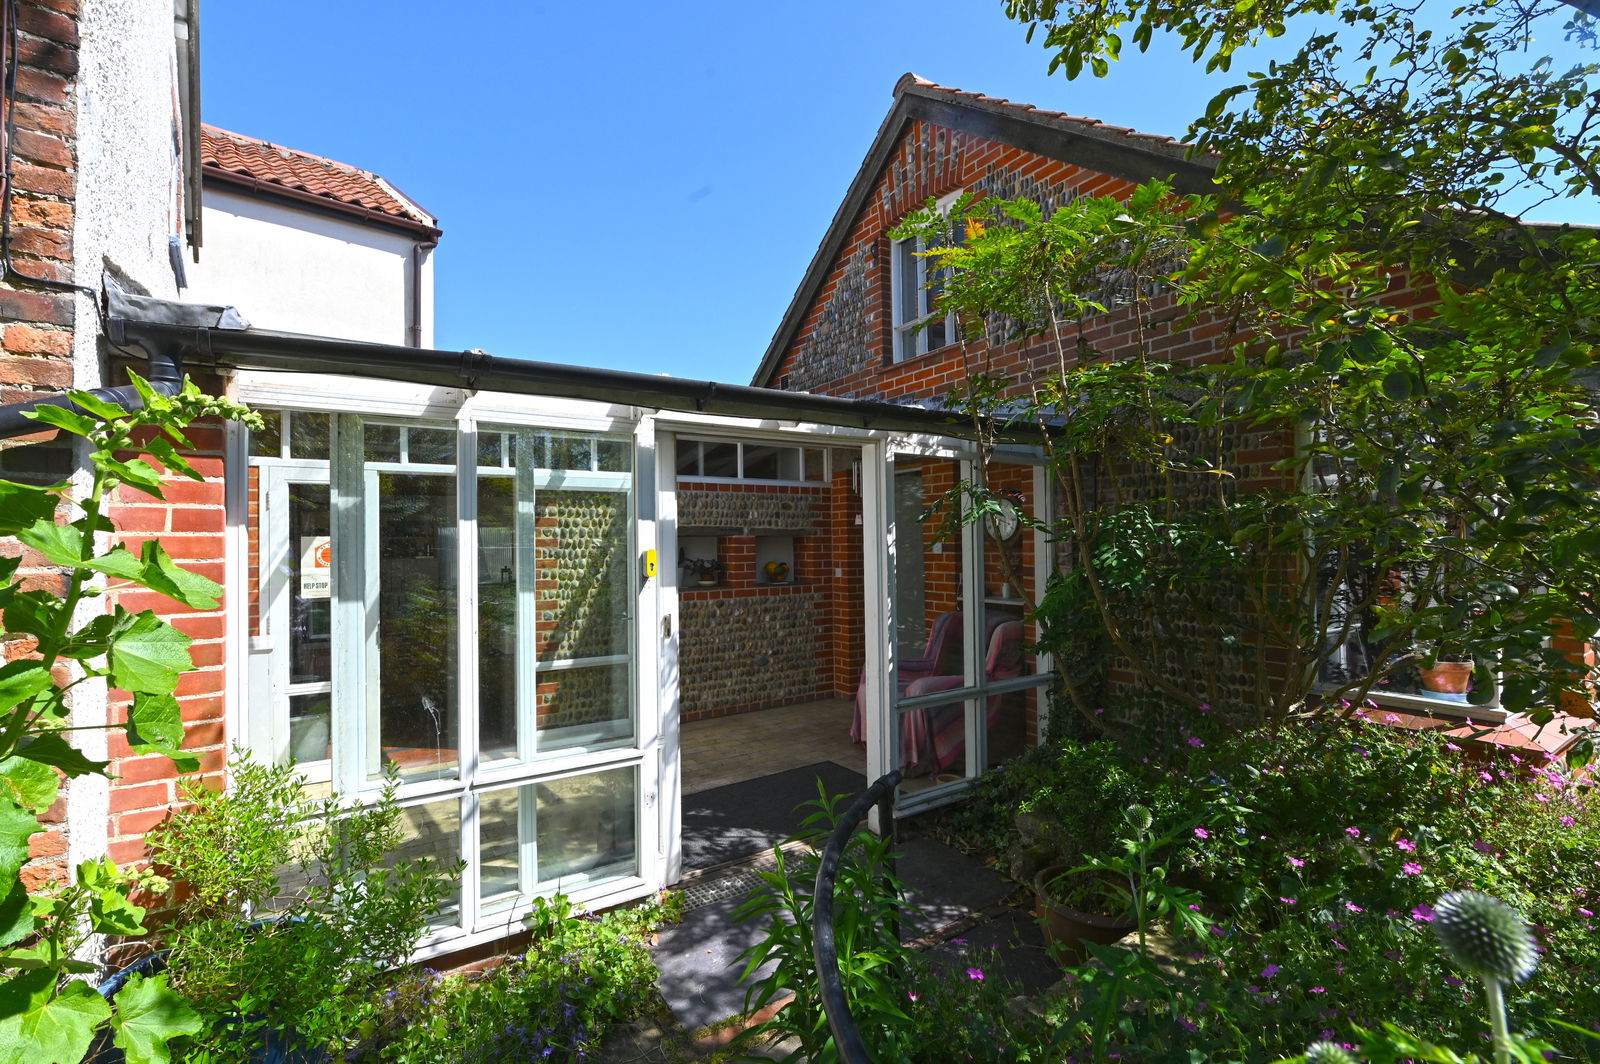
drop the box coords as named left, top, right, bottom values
left=0, top=341, right=182, bottom=441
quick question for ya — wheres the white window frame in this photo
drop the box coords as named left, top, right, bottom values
left=891, top=190, right=962, bottom=363
left=232, top=376, right=661, bottom=959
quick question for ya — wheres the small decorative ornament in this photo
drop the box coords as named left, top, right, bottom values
left=984, top=497, right=1022, bottom=543
left=763, top=561, right=789, bottom=583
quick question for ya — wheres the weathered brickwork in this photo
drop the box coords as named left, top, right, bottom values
left=2, top=0, right=81, bottom=888
left=680, top=590, right=826, bottom=717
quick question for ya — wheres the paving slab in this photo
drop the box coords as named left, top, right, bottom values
left=651, top=877, right=783, bottom=1034
left=923, top=908, right=1062, bottom=996
left=894, top=836, right=1014, bottom=935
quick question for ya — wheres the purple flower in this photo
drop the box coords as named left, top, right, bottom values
left=1262, top=964, right=1281, bottom=978
left=1280, top=896, right=1298, bottom=905
left=1446, top=741, right=1462, bottom=751
left=1395, top=838, right=1416, bottom=853
left=966, top=967, right=984, bottom=981
left=1479, top=770, right=1494, bottom=782
left=1194, top=827, right=1209, bottom=839
left=1188, top=736, right=1205, bottom=747
left=1402, top=862, right=1423, bottom=875
left=1345, top=826, right=1361, bottom=837
left=1310, top=986, right=1326, bottom=993
left=1561, top=816, right=1577, bottom=827
left=1411, top=904, right=1435, bottom=923
left=1345, top=902, right=1363, bottom=912
left=1288, top=856, right=1305, bottom=868
left=1384, top=713, right=1401, bottom=723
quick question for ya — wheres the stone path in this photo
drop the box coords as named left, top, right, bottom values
left=612, top=829, right=1058, bottom=1061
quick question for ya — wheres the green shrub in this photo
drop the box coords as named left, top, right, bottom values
left=373, top=894, right=669, bottom=1063
left=145, top=751, right=459, bottom=1062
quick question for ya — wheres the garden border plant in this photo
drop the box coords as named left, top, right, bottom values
left=0, top=375, right=260, bottom=1064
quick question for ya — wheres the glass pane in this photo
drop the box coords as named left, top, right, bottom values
left=923, top=316, right=948, bottom=351
left=477, top=431, right=509, bottom=469
left=986, top=685, right=1040, bottom=772
left=537, top=767, right=637, bottom=886
left=408, top=427, right=456, bottom=465
left=535, top=489, right=631, bottom=663
left=897, top=696, right=971, bottom=792
left=547, top=433, right=593, bottom=471
left=744, top=445, right=780, bottom=480
left=479, top=768, right=638, bottom=909
left=896, top=239, right=920, bottom=324
left=675, top=440, right=701, bottom=477
left=596, top=439, right=631, bottom=472
left=250, top=412, right=283, bottom=458
left=893, top=456, right=969, bottom=778
left=478, top=473, right=518, bottom=762
left=363, top=424, right=401, bottom=463
left=287, top=484, right=331, bottom=684
left=983, top=460, right=1037, bottom=681
left=289, top=412, right=331, bottom=461
left=702, top=442, right=737, bottom=478
left=288, top=692, right=331, bottom=765
left=391, top=798, right=462, bottom=919
left=803, top=448, right=825, bottom=482
left=537, top=664, right=630, bottom=748
left=373, top=466, right=459, bottom=782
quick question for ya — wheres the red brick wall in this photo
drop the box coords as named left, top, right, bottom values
left=103, top=415, right=230, bottom=865
left=1, top=0, right=80, bottom=890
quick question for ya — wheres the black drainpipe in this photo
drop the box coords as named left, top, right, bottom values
left=0, top=341, right=183, bottom=441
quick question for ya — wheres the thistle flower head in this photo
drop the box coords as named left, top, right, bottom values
left=1303, top=1042, right=1358, bottom=1064
left=1125, top=804, right=1154, bottom=833
left=1433, top=891, right=1538, bottom=983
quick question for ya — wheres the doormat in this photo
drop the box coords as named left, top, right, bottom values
left=681, top=761, right=866, bottom=871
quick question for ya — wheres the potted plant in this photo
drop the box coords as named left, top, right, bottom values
left=1414, top=640, right=1476, bottom=701
left=1031, top=864, right=1137, bottom=961
left=681, top=555, right=724, bottom=587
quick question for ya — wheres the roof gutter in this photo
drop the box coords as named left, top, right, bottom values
left=113, top=319, right=1040, bottom=441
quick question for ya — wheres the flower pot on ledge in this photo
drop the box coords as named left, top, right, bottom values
left=1419, top=660, right=1474, bottom=701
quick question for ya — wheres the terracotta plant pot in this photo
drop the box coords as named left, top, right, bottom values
left=1419, top=660, right=1474, bottom=701
left=1032, top=864, right=1136, bottom=963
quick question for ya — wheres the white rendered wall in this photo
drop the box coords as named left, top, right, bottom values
left=182, top=188, right=433, bottom=346
left=69, top=0, right=187, bottom=873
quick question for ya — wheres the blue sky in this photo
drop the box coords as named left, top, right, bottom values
left=201, top=2, right=1596, bottom=384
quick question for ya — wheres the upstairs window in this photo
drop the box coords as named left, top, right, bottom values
left=892, top=191, right=962, bottom=362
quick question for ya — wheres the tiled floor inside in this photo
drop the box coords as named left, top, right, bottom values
left=681, top=698, right=864, bottom=795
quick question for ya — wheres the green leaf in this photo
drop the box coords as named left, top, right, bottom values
left=2, top=592, right=59, bottom=640
left=0, top=758, right=57, bottom=815
left=85, top=546, right=147, bottom=583
left=87, top=883, right=146, bottom=938
left=64, top=392, right=130, bottom=421
left=0, top=663, right=51, bottom=719
left=14, top=734, right=109, bottom=778
left=0, top=884, right=35, bottom=949
left=138, top=542, right=220, bottom=610
left=15, top=521, right=83, bottom=569
left=125, top=693, right=184, bottom=755
left=0, top=970, right=111, bottom=1064
left=1381, top=370, right=1413, bottom=401
left=106, top=612, right=192, bottom=695
left=110, top=973, right=200, bottom=1064
left=22, top=404, right=98, bottom=438
left=0, top=799, right=38, bottom=884
left=0, top=483, right=57, bottom=538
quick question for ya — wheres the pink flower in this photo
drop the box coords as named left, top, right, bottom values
left=1280, top=896, right=1298, bottom=905
left=1384, top=713, right=1401, bottom=723
left=1198, top=703, right=1211, bottom=711
left=1478, top=770, right=1494, bottom=782
left=1535, top=794, right=1550, bottom=803
left=1561, top=816, right=1577, bottom=827
left=1194, top=827, right=1209, bottom=839
left=1310, top=987, right=1326, bottom=993
left=1288, top=857, right=1305, bottom=868
left=908, top=990, right=920, bottom=1002
left=1346, top=902, right=1364, bottom=912
left=1446, top=741, right=1462, bottom=751
left=1262, top=964, right=1281, bottom=978
left=1188, top=736, right=1205, bottom=747
left=1402, top=862, right=1423, bottom=875
left=966, top=967, right=984, bottom=981
left=1345, top=826, right=1361, bottom=837
left=1395, top=838, right=1416, bottom=852
left=1579, top=908, right=1594, bottom=918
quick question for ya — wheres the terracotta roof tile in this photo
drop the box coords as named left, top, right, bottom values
left=200, top=124, right=435, bottom=227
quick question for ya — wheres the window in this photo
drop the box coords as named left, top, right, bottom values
left=249, top=411, right=645, bottom=942
left=674, top=437, right=825, bottom=483
left=891, top=191, right=962, bottom=362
